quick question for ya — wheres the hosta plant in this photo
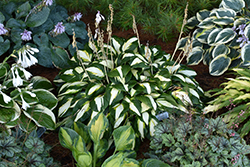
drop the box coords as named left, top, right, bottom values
left=59, top=112, right=169, bottom=167
left=0, top=0, right=88, bottom=68
left=54, top=36, right=204, bottom=138
left=0, top=128, right=60, bottom=166
left=147, top=115, right=250, bottom=166
left=204, top=68, right=250, bottom=137
left=0, top=45, right=57, bottom=133
left=177, top=0, right=250, bottom=76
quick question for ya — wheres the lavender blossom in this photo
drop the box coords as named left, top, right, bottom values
left=73, top=12, right=82, bottom=21
left=236, top=34, right=250, bottom=48
left=43, top=0, right=53, bottom=6
left=53, top=22, right=65, bottom=35
left=237, top=24, right=246, bottom=35
left=0, top=23, right=8, bottom=35
left=21, top=29, right=32, bottom=41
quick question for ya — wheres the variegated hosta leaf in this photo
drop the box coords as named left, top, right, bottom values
left=129, top=101, right=141, bottom=116
left=114, top=115, right=125, bottom=128
left=213, top=17, right=234, bottom=25
left=156, top=98, right=178, bottom=109
left=0, top=101, right=20, bottom=123
left=139, top=83, right=151, bottom=94
left=110, top=88, right=120, bottom=105
left=241, top=44, right=250, bottom=66
left=87, top=83, right=103, bottom=96
left=186, top=16, right=199, bottom=29
left=187, top=47, right=203, bottom=65
left=177, top=69, right=197, bottom=77
left=196, top=9, right=210, bottom=22
left=122, top=37, right=138, bottom=53
left=149, top=118, right=158, bottom=136
left=94, top=95, right=104, bottom=112
left=88, top=112, right=109, bottom=143
left=111, top=36, right=123, bottom=54
left=142, top=112, right=150, bottom=125
left=58, top=97, right=73, bottom=117
left=176, top=37, right=190, bottom=50
left=59, top=127, right=81, bottom=150
left=58, top=81, right=87, bottom=96
left=86, top=66, right=105, bottom=78
left=172, top=90, right=193, bottom=106
left=234, top=18, right=247, bottom=28
left=208, top=28, right=223, bottom=46
left=209, top=54, right=231, bottom=76
left=198, top=17, right=215, bottom=29
left=211, top=8, right=236, bottom=18
left=137, top=119, right=145, bottom=138
left=244, top=24, right=250, bottom=40
left=212, top=44, right=230, bottom=58
left=220, top=0, right=245, bottom=12
left=75, top=101, right=90, bottom=122
left=195, top=28, right=214, bottom=44
left=203, top=47, right=213, bottom=65
left=214, top=28, right=236, bottom=44
left=113, top=125, right=135, bottom=151
left=77, top=50, right=92, bottom=62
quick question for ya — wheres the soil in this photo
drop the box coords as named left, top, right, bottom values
left=27, top=11, right=244, bottom=166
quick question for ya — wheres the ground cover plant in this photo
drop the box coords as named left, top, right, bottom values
left=0, top=127, right=60, bottom=166
left=205, top=68, right=250, bottom=138
left=147, top=115, right=250, bottom=166
left=55, top=0, right=221, bottom=42
left=0, top=0, right=88, bottom=68
left=178, top=0, right=250, bottom=76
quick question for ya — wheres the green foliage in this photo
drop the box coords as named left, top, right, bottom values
left=0, top=128, right=60, bottom=166
left=0, top=0, right=88, bottom=68
left=147, top=115, right=250, bottom=166
left=205, top=68, right=250, bottom=137
left=0, top=48, right=57, bottom=132
left=55, top=0, right=221, bottom=41
left=178, top=0, right=250, bottom=76
left=54, top=36, right=204, bottom=139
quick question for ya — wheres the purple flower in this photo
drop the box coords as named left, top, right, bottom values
left=43, top=0, right=53, bottom=6
left=73, top=12, right=82, bottom=21
left=53, top=22, right=65, bottom=35
left=20, top=29, right=32, bottom=41
left=0, top=23, right=8, bottom=35
left=237, top=24, right=246, bottom=35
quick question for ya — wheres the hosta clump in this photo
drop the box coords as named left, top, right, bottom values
left=0, top=0, right=88, bottom=68
left=54, top=36, right=204, bottom=138
left=147, top=115, right=250, bottom=166
left=178, top=0, right=250, bottom=76
left=0, top=45, right=57, bottom=133
left=0, top=128, right=60, bottom=166
left=205, top=68, right=250, bottom=137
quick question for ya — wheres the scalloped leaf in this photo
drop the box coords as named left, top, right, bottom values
left=209, top=54, right=231, bottom=76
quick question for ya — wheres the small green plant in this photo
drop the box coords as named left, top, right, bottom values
left=59, top=112, right=170, bottom=167
left=0, top=45, right=57, bottom=133
left=0, top=127, right=60, bottom=166
left=177, top=0, right=250, bottom=76
left=0, top=0, right=88, bottom=68
left=147, top=115, right=250, bottom=166
left=204, top=68, right=250, bottom=137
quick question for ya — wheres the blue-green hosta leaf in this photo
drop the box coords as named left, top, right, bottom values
left=211, top=8, right=236, bottom=18
left=176, top=37, right=190, bottom=50
left=59, top=127, right=80, bottom=150
left=187, top=47, right=203, bottom=65
left=75, top=101, right=90, bottom=122
left=94, top=95, right=104, bottom=112
left=0, top=39, right=10, bottom=56
left=113, top=125, right=135, bottom=151
left=234, top=18, right=247, bottom=28
left=88, top=112, right=109, bottom=143
left=214, top=28, right=236, bottom=44
left=0, top=12, right=5, bottom=23
left=52, top=47, right=71, bottom=69
left=198, top=17, right=215, bottom=29
left=196, top=28, right=214, bottom=44
left=208, top=28, right=223, bottom=46
left=220, top=0, right=245, bottom=12
left=137, top=119, right=146, bottom=138
left=75, top=151, right=92, bottom=167
left=49, top=33, right=70, bottom=48
left=212, top=44, right=230, bottom=58
left=24, top=104, right=56, bottom=130
left=77, top=50, right=92, bottom=62
left=186, top=16, right=199, bottom=29
left=26, top=7, right=50, bottom=27
left=196, top=9, right=210, bottom=22
left=203, top=47, right=213, bottom=65
left=244, top=24, right=250, bottom=42
left=209, top=54, right=231, bottom=76
left=213, top=17, right=234, bottom=25
left=16, top=1, right=31, bottom=19
left=86, top=66, right=105, bottom=78
left=58, top=97, right=73, bottom=117
left=33, top=89, right=58, bottom=110
left=141, top=159, right=169, bottom=167
left=122, top=37, right=138, bottom=53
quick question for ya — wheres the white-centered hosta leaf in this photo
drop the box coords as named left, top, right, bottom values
left=103, top=44, right=115, bottom=54
left=64, top=69, right=73, bottom=75
left=185, top=77, right=196, bottom=85
left=131, top=58, right=143, bottom=66
left=88, top=84, right=102, bottom=95
left=58, top=98, right=73, bottom=117
left=138, top=119, right=145, bottom=138
left=146, top=95, right=157, bottom=110
left=178, top=70, right=197, bottom=77
left=129, top=102, right=141, bottom=116
left=86, top=67, right=104, bottom=78
left=77, top=50, right=92, bottom=62
left=95, top=95, right=104, bottom=112
left=142, top=112, right=149, bottom=125
left=75, top=101, right=90, bottom=122
left=154, top=73, right=171, bottom=82
left=114, top=116, right=125, bottom=128
left=99, top=60, right=113, bottom=69
left=172, top=90, right=193, bottom=106
left=88, top=40, right=97, bottom=52
left=135, top=53, right=147, bottom=63
left=114, top=103, right=124, bottom=119
left=166, top=64, right=180, bottom=74
left=122, top=37, right=138, bottom=52
left=116, top=66, right=123, bottom=78
left=110, top=88, right=119, bottom=105
left=140, top=83, right=151, bottom=94
left=130, top=88, right=136, bottom=97
left=189, top=88, right=200, bottom=99
left=156, top=98, right=178, bottom=109
left=111, top=37, right=121, bottom=54
left=149, top=118, right=158, bottom=136
left=141, top=102, right=151, bottom=112
left=173, top=74, right=186, bottom=82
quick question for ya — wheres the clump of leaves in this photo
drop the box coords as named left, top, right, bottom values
left=147, top=115, right=250, bottom=166
left=54, top=35, right=204, bottom=139
left=177, top=0, right=250, bottom=76
left=0, top=128, right=60, bottom=166
left=205, top=68, right=250, bottom=137
left=0, top=0, right=88, bottom=68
